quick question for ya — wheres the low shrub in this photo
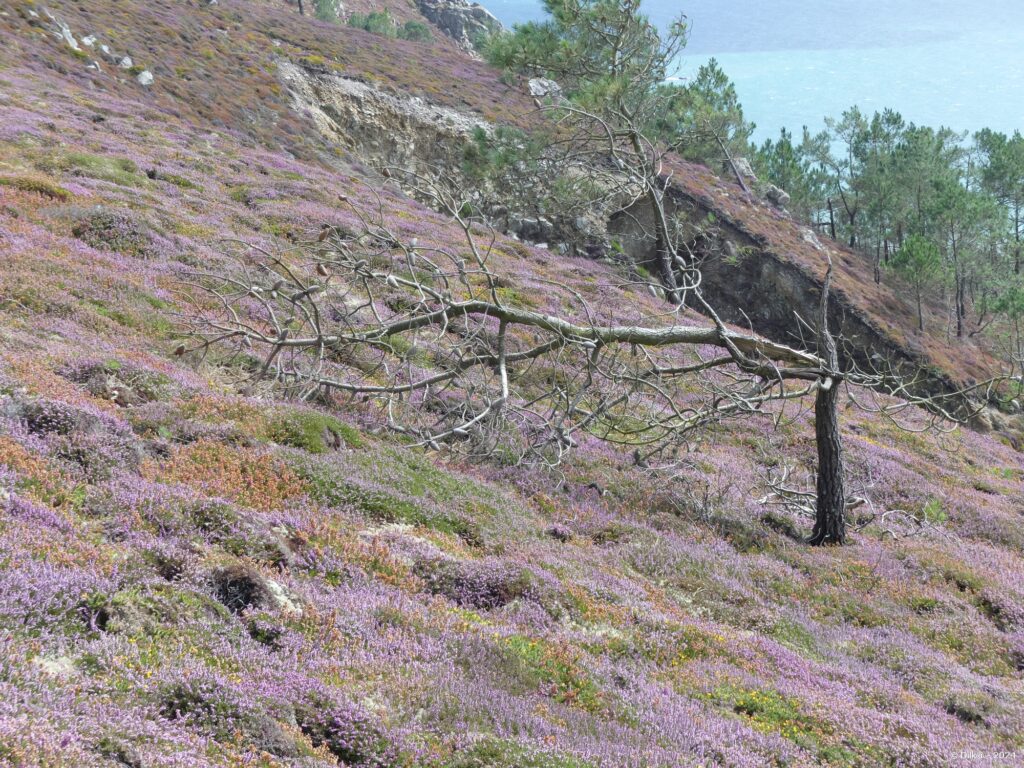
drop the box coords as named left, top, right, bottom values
left=414, top=557, right=538, bottom=611
left=296, top=697, right=398, bottom=767
left=159, top=677, right=301, bottom=756
left=0, top=174, right=71, bottom=200
left=70, top=208, right=151, bottom=257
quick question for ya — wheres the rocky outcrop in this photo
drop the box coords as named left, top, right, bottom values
left=280, top=59, right=489, bottom=177
left=416, top=0, right=502, bottom=55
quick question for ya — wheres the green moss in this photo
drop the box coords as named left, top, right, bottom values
left=141, top=293, right=173, bottom=311
left=941, top=563, right=985, bottom=593
left=298, top=462, right=481, bottom=545
left=85, top=298, right=135, bottom=328
left=717, top=685, right=871, bottom=764
left=810, top=590, right=887, bottom=628
left=56, top=152, right=143, bottom=187
left=152, top=171, right=199, bottom=190
left=494, top=285, right=538, bottom=308
left=732, top=688, right=814, bottom=735
left=266, top=409, right=365, bottom=453
left=770, top=618, right=821, bottom=659
left=920, top=498, right=946, bottom=524
left=909, top=596, right=938, bottom=614
left=0, top=174, right=71, bottom=200
left=228, top=184, right=252, bottom=204
left=501, top=635, right=604, bottom=713
left=448, top=739, right=595, bottom=768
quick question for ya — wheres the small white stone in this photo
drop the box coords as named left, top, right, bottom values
left=32, top=655, right=76, bottom=679
left=265, top=579, right=302, bottom=616
left=136, top=70, right=154, bottom=86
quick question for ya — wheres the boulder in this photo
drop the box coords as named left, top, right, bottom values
left=528, top=77, right=562, bottom=100
left=765, top=184, right=791, bottom=208
left=733, top=157, right=758, bottom=182
left=136, top=70, right=154, bottom=86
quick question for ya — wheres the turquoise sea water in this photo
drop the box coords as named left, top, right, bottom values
left=483, top=0, right=1024, bottom=143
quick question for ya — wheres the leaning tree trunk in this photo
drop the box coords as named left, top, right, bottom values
left=809, top=257, right=847, bottom=545
left=629, top=131, right=681, bottom=305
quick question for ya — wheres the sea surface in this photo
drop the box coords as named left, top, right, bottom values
left=483, top=0, right=1024, bottom=144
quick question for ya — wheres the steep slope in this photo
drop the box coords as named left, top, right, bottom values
left=1, top=2, right=1023, bottom=767
left=7, top=0, right=1009, bottom=401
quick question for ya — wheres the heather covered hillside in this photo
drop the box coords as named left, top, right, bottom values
left=1, top=1, right=1023, bottom=767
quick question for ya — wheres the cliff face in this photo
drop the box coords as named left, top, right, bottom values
left=416, top=0, right=503, bottom=54
left=612, top=192, right=964, bottom=399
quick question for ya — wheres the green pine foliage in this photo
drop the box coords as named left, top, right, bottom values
left=347, top=10, right=433, bottom=42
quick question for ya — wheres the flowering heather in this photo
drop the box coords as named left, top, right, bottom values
left=0, top=1, right=1022, bottom=767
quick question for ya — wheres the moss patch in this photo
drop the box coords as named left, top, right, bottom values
left=0, top=174, right=71, bottom=200
left=266, top=409, right=364, bottom=453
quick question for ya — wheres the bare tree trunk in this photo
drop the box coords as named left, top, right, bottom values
left=827, top=198, right=837, bottom=241
left=1015, top=206, right=1021, bottom=274
left=809, top=257, right=846, bottom=545
left=629, top=131, right=680, bottom=304
left=956, top=272, right=965, bottom=339
left=297, top=0, right=305, bottom=15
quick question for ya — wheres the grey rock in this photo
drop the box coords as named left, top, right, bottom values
left=528, top=77, right=562, bottom=100
left=46, top=12, right=80, bottom=51
left=733, top=157, right=757, bottom=181
left=765, top=184, right=791, bottom=208
left=118, top=56, right=134, bottom=69
left=519, top=216, right=539, bottom=240
left=416, top=0, right=502, bottom=54
left=136, top=70, right=154, bottom=86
